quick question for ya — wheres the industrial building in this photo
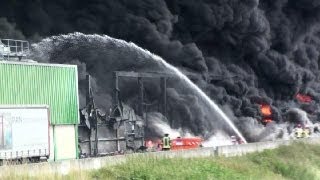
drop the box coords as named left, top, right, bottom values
left=0, top=38, right=203, bottom=163
left=0, top=39, right=79, bottom=162
left=0, top=38, right=165, bottom=162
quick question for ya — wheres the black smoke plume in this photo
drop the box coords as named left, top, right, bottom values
left=31, top=33, right=227, bottom=139
left=2, top=0, right=320, bottom=141
left=0, top=17, right=25, bottom=39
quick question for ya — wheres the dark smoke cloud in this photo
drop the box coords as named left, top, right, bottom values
left=31, top=33, right=226, bottom=139
left=0, top=18, right=25, bottom=39
left=2, top=0, right=320, bottom=141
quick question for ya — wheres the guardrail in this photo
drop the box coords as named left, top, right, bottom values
left=0, top=39, right=29, bottom=60
left=1, top=137, right=320, bottom=177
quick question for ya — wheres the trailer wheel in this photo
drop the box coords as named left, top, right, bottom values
left=21, top=158, right=29, bottom=164
left=17, top=158, right=23, bottom=164
left=29, top=157, right=41, bottom=163
left=39, top=157, right=48, bottom=162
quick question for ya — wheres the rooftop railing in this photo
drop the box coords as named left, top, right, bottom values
left=0, top=39, right=30, bottom=60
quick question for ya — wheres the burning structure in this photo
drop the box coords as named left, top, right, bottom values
left=78, top=71, right=173, bottom=156
left=29, top=32, right=320, bottom=146
left=2, top=1, right=320, bottom=147
left=260, top=104, right=273, bottom=125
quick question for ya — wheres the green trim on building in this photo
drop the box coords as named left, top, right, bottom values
left=0, top=61, right=79, bottom=124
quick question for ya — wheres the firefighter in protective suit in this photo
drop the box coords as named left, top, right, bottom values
left=294, top=124, right=303, bottom=138
left=302, top=126, right=310, bottom=138
left=162, top=134, right=171, bottom=151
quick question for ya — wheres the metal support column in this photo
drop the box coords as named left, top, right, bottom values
left=116, top=128, right=120, bottom=152
left=112, top=72, right=121, bottom=152
left=86, top=74, right=98, bottom=156
left=160, top=77, right=167, bottom=118
left=113, top=72, right=120, bottom=107
left=94, top=125, right=98, bottom=156
left=85, top=75, right=92, bottom=156
left=91, top=128, right=97, bottom=156
left=138, top=77, right=144, bottom=116
left=85, top=75, right=91, bottom=110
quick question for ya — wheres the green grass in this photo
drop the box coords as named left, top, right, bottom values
left=90, top=157, right=250, bottom=180
left=3, top=142, right=320, bottom=180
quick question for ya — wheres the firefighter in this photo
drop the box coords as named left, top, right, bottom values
left=162, top=133, right=171, bottom=151
left=302, top=126, right=310, bottom=138
left=294, top=124, right=303, bottom=138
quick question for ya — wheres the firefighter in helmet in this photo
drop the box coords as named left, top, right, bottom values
left=302, top=125, right=311, bottom=138
left=162, top=133, right=171, bottom=151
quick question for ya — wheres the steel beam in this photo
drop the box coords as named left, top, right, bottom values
left=160, top=77, right=167, bottom=117
left=115, top=71, right=173, bottom=78
left=138, top=77, right=144, bottom=116
left=85, top=75, right=91, bottom=106
left=113, top=72, right=120, bottom=107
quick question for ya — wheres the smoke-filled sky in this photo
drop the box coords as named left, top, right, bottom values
left=1, top=0, right=320, bottom=141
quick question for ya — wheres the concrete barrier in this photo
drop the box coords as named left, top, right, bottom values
left=0, top=148, right=216, bottom=177
left=215, top=137, right=320, bottom=157
left=1, top=137, right=320, bottom=177
left=0, top=155, right=128, bottom=176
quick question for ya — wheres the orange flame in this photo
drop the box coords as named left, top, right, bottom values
left=260, top=104, right=272, bottom=116
left=296, top=93, right=312, bottom=103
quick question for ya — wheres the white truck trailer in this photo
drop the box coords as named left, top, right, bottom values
left=0, top=106, right=50, bottom=163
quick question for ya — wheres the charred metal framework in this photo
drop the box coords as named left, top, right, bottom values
left=113, top=71, right=170, bottom=118
left=78, top=71, right=172, bottom=157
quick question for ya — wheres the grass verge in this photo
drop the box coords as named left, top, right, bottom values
left=3, top=142, right=320, bottom=180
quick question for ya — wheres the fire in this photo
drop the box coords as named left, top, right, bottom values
left=260, top=104, right=272, bottom=116
left=296, top=93, right=312, bottom=103
left=259, top=104, right=273, bottom=125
